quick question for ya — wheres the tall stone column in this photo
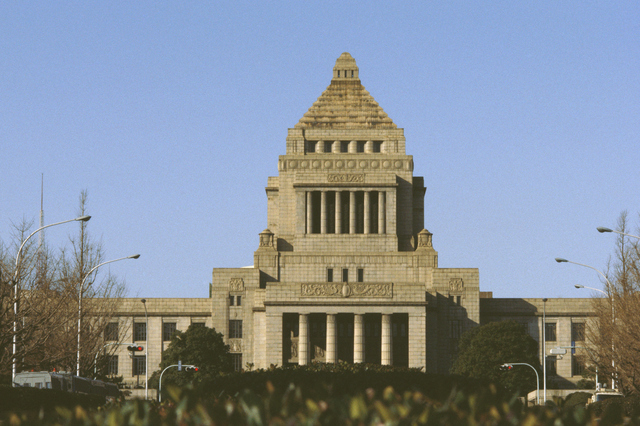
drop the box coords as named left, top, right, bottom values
left=364, top=191, right=370, bottom=234
left=381, top=314, right=392, bottom=365
left=378, top=191, right=386, bottom=234
left=306, top=191, right=313, bottom=234
left=335, top=191, right=342, bottom=234
left=349, top=191, right=356, bottom=234
left=354, top=314, right=364, bottom=363
left=320, top=191, right=327, bottom=234
left=326, top=314, right=337, bottom=364
left=299, top=313, right=308, bottom=366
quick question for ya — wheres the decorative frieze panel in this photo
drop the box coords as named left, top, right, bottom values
left=229, top=278, right=244, bottom=292
left=327, top=173, right=364, bottom=183
left=283, top=159, right=408, bottom=171
left=449, top=278, right=464, bottom=292
left=229, top=339, right=242, bottom=353
left=300, top=282, right=393, bottom=298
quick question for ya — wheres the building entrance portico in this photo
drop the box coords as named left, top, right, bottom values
left=277, top=309, right=413, bottom=367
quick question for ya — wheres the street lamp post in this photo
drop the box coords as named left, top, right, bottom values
left=76, top=254, right=140, bottom=376
left=542, top=298, right=547, bottom=404
left=556, top=258, right=616, bottom=389
left=11, top=215, right=91, bottom=383
left=141, top=298, right=148, bottom=399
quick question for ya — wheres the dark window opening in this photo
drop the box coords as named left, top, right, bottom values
left=324, top=141, right=332, bottom=152
left=236, top=295, right=242, bottom=306
left=311, top=191, right=321, bottom=233
left=572, top=356, right=586, bottom=376
left=357, top=268, right=364, bottom=282
left=229, top=320, right=243, bottom=338
left=327, top=268, right=333, bottom=282
left=545, top=323, right=557, bottom=342
left=546, top=358, right=557, bottom=376
left=105, top=323, right=118, bottom=341
left=340, top=191, right=350, bottom=233
left=572, top=322, right=585, bottom=342
left=108, top=355, right=118, bottom=375
left=355, top=191, right=364, bottom=233
left=232, top=353, right=243, bottom=372
left=342, top=268, right=348, bottom=282
left=340, top=141, right=349, bottom=153
left=163, top=322, right=177, bottom=341
left=337, top=70, right=340, bottom=77
left=373, top=141, right=382, bottom=153
left=229, top=295, right=234, bottom=306
left=132, top=356, right=146, bottom=375
left=357, top=141, right=365, bottom=153
left=134, top=323, right=146, bottom=341
left=305, top=141, right=317, bottom=154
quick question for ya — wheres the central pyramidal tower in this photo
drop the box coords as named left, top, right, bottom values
left=212, top=53, right=479, bottom=373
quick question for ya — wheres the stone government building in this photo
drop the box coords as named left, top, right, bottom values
left=110, top=53, right=593, bottom=391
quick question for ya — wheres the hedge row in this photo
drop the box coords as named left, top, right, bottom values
left=0, top=385, right=107, bottom=415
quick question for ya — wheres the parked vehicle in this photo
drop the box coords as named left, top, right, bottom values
left=13, top=371, right=119, bottom=399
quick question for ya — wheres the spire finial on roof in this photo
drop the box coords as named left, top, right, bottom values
left=333, top=52, right=359, bottom=80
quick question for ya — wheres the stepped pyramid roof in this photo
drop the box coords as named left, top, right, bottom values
left=295, top=52, right=397, bottom=130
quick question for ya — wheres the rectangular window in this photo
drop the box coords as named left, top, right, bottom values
left=357, top=268, right=364, bottom=282
left=450, top=320, right=462, bottom=339
left=163, top=322, right=177, bottom=341
left=108, top=355, right=119, bottom=375
left=236, top=295, right=242, bottom=306
left=327, top=268, right=333, bottom=282
left=546, top=358, right=557, bottom=376
left=134, top=323, right=146, bottom=341
left=232, top=353, right=243, bottom=372
left=192, top=322, right=205, bottom=328
left=572, top=322, right=585, bottom=342
left=340, top=141, right=349, bottom=153
left=229, top=295, right=234, bottom=306
left=357, top=141, right=365, bottom=152
left=305, top=141, right=317, bottom=154
left=572, top=355, right=585, bottom=376
left=373, top=141, right=382, bottom=153
left=545, top=323, right=557, bottom=342
left=229, top=320, right=243, bottom=338
left=132, top=356, right=146, bottom=376
left=456, top=295, right=461, bottom=306
left=324, top=141, right=332, bottom=152
left=105, top=323, right=118, bottom=341
left=342, top=268, right=348, bottom=282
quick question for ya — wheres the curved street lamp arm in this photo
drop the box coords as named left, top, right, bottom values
left=13, top=215, right=91, bottom=279
left=598, top=227, right=640, bottom=240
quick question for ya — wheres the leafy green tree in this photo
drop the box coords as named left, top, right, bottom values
left=149, top=324, right=232, bottom=391
left=451, top=320, right=540, bottom=396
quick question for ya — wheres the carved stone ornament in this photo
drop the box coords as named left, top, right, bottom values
left=229, top=278, right=244, bottom=292
left=229, top=339, right=242, bottom=353
left=417, top=229, right=433, bottom=248
left=327, top=173, right=364, bottom=183
left=300, top=283, right=392, bottom=298
left=449, top=278, right=464, bottom=292
left=259, top=228, right=274, bottom=248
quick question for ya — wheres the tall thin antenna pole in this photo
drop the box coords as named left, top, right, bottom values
left=37, top=174, right=45, bottom=284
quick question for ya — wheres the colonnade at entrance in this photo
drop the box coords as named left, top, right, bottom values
left=305, top=190, right=386, bottom=235
left=282, top=312, right=408, bottom=367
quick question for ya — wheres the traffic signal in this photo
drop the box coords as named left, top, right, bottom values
left=127, top=345, right=144, bottom=352
left=185, top=365, right=199, bottom=372
left=500, top=363, right=513, bottom=371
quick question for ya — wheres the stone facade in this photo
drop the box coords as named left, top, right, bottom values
left=107, top=53, right=594, bottom=390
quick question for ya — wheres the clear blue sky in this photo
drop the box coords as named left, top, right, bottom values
left=2, top=2, right=638, bottom=299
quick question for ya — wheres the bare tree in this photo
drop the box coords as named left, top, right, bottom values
left=0, top=191, right=127, bottom=381
left=587, top=211, right=640, bottom=393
